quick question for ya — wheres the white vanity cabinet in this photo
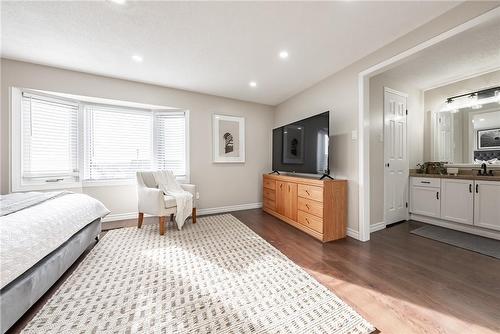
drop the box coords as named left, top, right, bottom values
left=410, top=176, right=500, bottom=237
left=410, top=177, right=441, bottom=218
left=474, top=180, right=500, bottom=231
left=441, top=179, right=474, bottom=225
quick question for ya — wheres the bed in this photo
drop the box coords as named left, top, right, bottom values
left=0, top=191, right=109, bottom=333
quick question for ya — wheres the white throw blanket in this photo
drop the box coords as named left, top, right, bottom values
left=153, top=170, right=193, bottom=230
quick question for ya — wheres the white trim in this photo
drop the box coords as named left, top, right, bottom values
left=410, top=214, right=500, bottom=241
left=197, top=202, right=262, bottom=216
left=346, top=228, right=360, bottom=240
left=102, top=202, right=263, bottom=222
left=357, top=6, right=500, bottom=243
left=370, top=221, right=386, bottom=233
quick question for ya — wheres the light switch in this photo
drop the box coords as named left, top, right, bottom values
left=351, top=130, right=358, bottom=141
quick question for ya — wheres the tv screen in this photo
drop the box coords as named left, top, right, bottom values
left=272, top=111, right=329, bottom=175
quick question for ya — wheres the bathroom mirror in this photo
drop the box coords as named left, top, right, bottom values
left=430, top=101, right=500, bottom=164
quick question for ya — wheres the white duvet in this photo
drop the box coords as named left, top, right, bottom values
left=0, top=192, right=109, bottom=289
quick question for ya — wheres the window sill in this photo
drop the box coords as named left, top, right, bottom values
left=12, top=181, right=82, bottom=192
left=82, top=179, right=136, bottom=187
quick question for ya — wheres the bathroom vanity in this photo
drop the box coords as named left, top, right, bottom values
left=410, top=173, right=500, bottom=239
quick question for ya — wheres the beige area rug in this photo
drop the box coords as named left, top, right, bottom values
left=22, top=214, right=375, bottom=333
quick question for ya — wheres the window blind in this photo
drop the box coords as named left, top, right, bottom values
left=85, top=105, right=153, bottom=180
left=21, top=93, right=79, bottom=181
left=155, top=111, right=186, bottom=176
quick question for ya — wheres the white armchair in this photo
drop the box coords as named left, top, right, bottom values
left=136, top=171, right=197, bottom=235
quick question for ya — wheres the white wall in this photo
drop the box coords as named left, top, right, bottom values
left=368, top=72, right=423, bottom=225
left=1, top=59, right=274, bottom=219
left=274, top=2, right=498, bottom=232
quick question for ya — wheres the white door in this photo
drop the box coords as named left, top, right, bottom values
left=441, top=179, right=473, bottom=225
left=474, top=181, right=500, bottom=231
left=384, top=88, right=408, bottom=225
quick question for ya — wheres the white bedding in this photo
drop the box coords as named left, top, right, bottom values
left=0, top=192, right=109, bottom=289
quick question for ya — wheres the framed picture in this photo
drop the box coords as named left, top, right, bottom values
left=213, top=114, right=245, bottom=163
left=477, top=128, right=500, bottom=150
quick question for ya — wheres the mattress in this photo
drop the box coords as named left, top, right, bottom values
left=0, top=192, right=109, bottom=289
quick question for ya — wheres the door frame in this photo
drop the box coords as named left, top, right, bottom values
left=383, top=87, right=409, bottom=226
left=357, top=7, right=500, bottom=242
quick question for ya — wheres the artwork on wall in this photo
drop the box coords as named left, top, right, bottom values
left=213, top=114, right=245, bottom=163
left=477, top=128, right=500, bottom=150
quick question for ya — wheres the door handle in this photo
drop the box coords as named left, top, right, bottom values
left=469, top=184, right=472, bottom=193
left=386, top=163, right=390, bottom=167
left=436, top=191, right=439, bottom=200
left=476, top=184, right=479, bottom=193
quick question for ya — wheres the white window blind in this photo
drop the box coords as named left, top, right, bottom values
left=155, top=112, right=186, bottom=176
left=85, top=105, right=153, bottom=180
left=21, top=93, right=79, bottom=182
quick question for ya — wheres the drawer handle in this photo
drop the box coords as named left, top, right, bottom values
left=305, top=217, right=310, bottom=224
left=305, top=190, right=310, bottom=195
left=421, top=181, right=431, bottom=184
left=305, top=204, right=310, bottom=209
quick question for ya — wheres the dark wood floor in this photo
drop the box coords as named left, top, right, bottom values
left=8, top=209, right=500, bottom=334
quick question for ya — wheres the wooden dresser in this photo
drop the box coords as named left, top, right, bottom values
left=262, top=174, right=347, bottom=242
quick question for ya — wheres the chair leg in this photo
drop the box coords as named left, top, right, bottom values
left=159, top=216, right=166, bottom=235
left=192, top=208, right=197, bottom=224
left=138, top=212, right=144, bottom=228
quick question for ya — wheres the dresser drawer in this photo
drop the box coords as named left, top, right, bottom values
left=263, top=188, right=276, bottom=201
left=298, top=211, right=323, bottom=233
left=263, top=198, right=276, bottom=211
left=263, top=178, right=276, bottom=190
left=298, top=184, right=323, bottom=202
left=298, top=197, right=323, bottom=218
left=411, top=177, right=440, bottom=188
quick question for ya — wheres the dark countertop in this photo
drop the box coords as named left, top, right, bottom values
left=410, top=172, right=500, bottom=182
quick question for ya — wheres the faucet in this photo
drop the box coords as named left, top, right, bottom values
left=481, top=163, right=487, bottom=175
left=478, top=163, right=494, bottom=176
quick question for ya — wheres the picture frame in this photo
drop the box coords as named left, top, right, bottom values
left=213, top=114, right=245, bottom=163
left=477, top=128, right=500, bottom=150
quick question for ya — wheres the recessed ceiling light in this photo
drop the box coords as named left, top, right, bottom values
left=132, top=54, right=143, bottom=63
left=109, top=0, right=126, bottom=4
left=249, top=81, right=257, bottom=87
left=279, top=50, right=289, bottom=59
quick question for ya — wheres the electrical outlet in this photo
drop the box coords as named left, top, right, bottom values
left=196, top=192, right=200, bottom=200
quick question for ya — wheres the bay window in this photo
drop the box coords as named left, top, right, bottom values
left=11, top=88, right=188, bottom=191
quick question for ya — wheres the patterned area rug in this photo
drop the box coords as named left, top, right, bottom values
left=23, top=214, right=375, bottom=333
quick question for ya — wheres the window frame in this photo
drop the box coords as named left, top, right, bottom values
left=11, top=87, right=190, bottom=191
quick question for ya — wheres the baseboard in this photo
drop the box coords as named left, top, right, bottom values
left=370, top=221, right=386, bottom=233
left=102, top=202, right=263, bottom=222
left=410, top=214, right=500, bottom=241
left=197, top=202, right=263, bottom=216
left=346, top=228, right=360, bottom=240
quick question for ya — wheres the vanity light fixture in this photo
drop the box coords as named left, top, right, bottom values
left=441, top=86, right=500, bottom=112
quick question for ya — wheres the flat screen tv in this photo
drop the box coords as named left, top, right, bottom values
left=272, top=111, right=329, bottom=176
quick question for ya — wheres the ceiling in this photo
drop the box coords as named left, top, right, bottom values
left=1, top=1, right=461, bottom=105
left=378, top=14, right=500, bottom=91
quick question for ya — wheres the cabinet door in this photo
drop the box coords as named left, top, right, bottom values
left=284, top=182, right=298, bottom=220
left=410, top=186, right=440, bottom=218
left=474, top=181, right=500, bottom=231
left=276, top=181, right=286, bottom=215
left=441, top=179, right=473, bottom=225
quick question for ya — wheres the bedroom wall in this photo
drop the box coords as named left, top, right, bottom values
left=368, top=73, right=424, bottom=226
left=0, top=59, right=274, bottom=220
left=423, top=69, right=500, bottom=161
left=274, top=2, right=498, bottom=234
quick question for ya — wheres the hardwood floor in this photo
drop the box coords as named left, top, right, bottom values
left=7, top=209, right=500, bottom=334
